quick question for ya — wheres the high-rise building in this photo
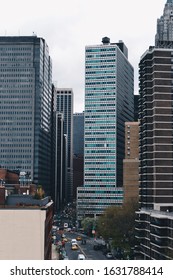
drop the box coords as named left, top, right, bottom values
left=155, top=0, right=173, bottom=47
left=77, top=37, right=134, bottom=218
left=52, top=112, right=67, bottom=211
left=0, top=36, right=52, bottom=195
left=54, top=88, right=73, bottom=203
left=135, top=0, right=173, bottom=260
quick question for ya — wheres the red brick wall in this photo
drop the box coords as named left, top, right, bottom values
left=0, top=168, right=19, bottom=184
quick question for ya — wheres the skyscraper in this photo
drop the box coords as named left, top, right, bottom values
left=155, top=0, right=173, bottom=47
left=77, top=37, right=134, bottom=218
left=136, top=0, right=173, bottom=259
left=54, top=88, right=73, bottom=203
left=0, top=36, right=52, bottom=195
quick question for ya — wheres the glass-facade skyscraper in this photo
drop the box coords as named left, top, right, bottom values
left=77, top=37, right=134, bottom=218
left=0, top=36, right=52, bottom=194
left=54, top=88, right=73, bottom=203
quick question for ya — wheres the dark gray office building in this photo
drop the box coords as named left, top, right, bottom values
left=0, top=36, right=52, bottom=195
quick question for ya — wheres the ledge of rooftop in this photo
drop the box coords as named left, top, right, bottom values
left=138, top=207, right=173, bottom=217
left=0, top=194, right=51, bottom=208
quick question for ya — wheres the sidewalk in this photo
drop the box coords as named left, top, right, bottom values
left=52, top=244, right=59, bottom=260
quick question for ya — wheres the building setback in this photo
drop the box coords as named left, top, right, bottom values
left=77, top=37, right=134, bottom=218
left=0, top=36, right=52, bottom=195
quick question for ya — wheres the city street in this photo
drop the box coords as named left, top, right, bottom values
left=57, top=231, right=108, bottom=260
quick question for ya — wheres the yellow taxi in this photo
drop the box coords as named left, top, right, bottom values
left=76, top=236, right=82, bottom=241
left=62, top=237, right=68, bottom=242
left=71, top=243, right=78, bottom=250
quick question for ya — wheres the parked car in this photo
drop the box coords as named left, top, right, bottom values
left=106, top=252, right=114, bottom=259
left=93, top=244, right=103, bottom=250
left=78, top=253, right=85, bottom=260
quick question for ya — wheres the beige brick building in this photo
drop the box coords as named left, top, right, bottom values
left=123, top=122, right=139, bottom=204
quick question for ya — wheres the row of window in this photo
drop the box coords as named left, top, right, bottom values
left=86, top=76, right=116, bottom=80
left=0, top=84, right=33, bottom=88
left=0, top=73, right=33, bottom=77
left=0, top=133, right=32, bottom=136
left=0, top=138, right=32, bottom=142
left=0, top=58, right=32, bottom=62
left=86, top=59, right=116, bottom=64
left=85, top=149, right=115, bottom=153
left=0, top=144, right=32, bottom=147
left=0, top=68, right=33, bottom=72
left=0, top=106, right=32, bottom=109
left=85, top=179, right=116, bottom=182
left=86, top=48, right=116, bottom=52
left=86, top=70, right=115, bottom=74
left=0, top=154, right=31, bottom=158
left=85, top=156, right=116, bottom=160
left=78, top=190, right=122, bottom=194
left=1, top=101, right=32, bottom=104
left=85, top=168, right=115, bottom=171
left=85, top=162, right=115, bottom=165
left=85, top=125, right=116, bottom=129
left=86, top=53, right=116, bottom=58
left=0, top=93, right=32, bottom=97
left=85, top=137, right=116, bottom=141
left=85, top=173, right=115, bottom=177
left=85, top=114, right=116, bottom=119
left=85, top=86, right=116, bottom=91
left=85, top=120, right=116, bottom=124
left=85, top=143, right=116, bottom=148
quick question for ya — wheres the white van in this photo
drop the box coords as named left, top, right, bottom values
left=77, top=254, right=85, bottom=260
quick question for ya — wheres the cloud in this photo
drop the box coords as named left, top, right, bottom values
left=0, top=0, right=166, bottom=112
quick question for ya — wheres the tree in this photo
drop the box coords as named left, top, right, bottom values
left=97, top=200, right=138, bottom=251
left=33, top=185, right=45, bottom=199
left=81, top=217, right=97, bottom=236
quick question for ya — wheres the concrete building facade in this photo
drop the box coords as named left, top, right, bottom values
left=0, top=185, right=53, bottom=260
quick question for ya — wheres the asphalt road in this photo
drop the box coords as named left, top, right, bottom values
left=61, top=231, right=107, bottom=260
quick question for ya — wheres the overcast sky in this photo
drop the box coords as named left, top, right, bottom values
left=0, top=0, right=166, bottom=112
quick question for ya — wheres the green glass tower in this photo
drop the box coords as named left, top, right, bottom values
left=77, top=37, right=134, bottom=218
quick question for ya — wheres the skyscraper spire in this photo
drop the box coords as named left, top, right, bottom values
left=155, top=0, right=173, bottom=47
